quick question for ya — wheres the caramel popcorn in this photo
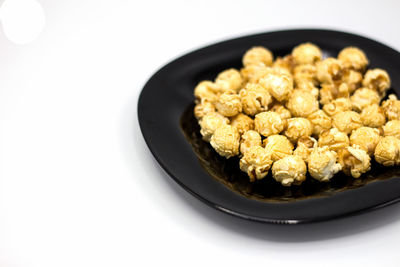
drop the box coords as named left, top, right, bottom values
left=240, top=130, right=262, bottom=155
left=242, top=46, right=273, bottom=67
left=214, top=91, right=242, bottom=117
left=215, top=69, right=243, bottom=93
left=362, top=68, right=391, bottom=97
left=286, top=90, right=319, bottom=117
left=294, top=64, right=318, bottom=86
left=383, top=120, right=400, bottom=139
left=360, top=104, right=386, bottom=128
left=382, top=94, right=400, bottom=121
left=338, top=145, right=371, bottom=178
left=293, top=136, right=318, bottom=162
left=194, top=100, right=215, bottom=119
left=292, top=42, right=322, bottom=65
left=210, top=124, right=240, bottom=158
left=259, top=73, right=293, bottom=102
left=319, top=83, right=350, bottom=105
left=350, top=127, right=381, bottom=156
left=308, top=147, right=341, bottom=182
left=374, top=136, right=400, bottom=166
left=194, top=80, right=218, bottom=102
left=284, top=118, right=313, bottom=143
left=239, top=83, right=272, bottom=116
left=318, top=128, right=350, bottom=152
left=254, top=111, right=286, bottom=137
left=240, top=64, right=271, bottom=83
left=263, top=134, right=294, bottom=161
left=338, top=47, right=369, bottom=71
left=307, top=110, right=332, bottom=136
left=272, top=155, right=307, bottom=186
left=322, top=97, right=352, bottom=117
left=273, top=55, right=295, bottom=73
left=230, top=113, right=254, bottom=135
left=350, top=87, right=380, bottom=112
left=199, top=112, right=229, bottom=142
left=332, top=111, right=362, bottom=135
left=341, top=70, right=363, bottom=93
left=239, top=146, right=273, bottom=182
left=270, top=103, right=292, bottom=120
left=316, top=58, right=343, bottom=84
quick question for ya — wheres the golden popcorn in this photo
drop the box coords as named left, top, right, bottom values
left=350, top=87, right=380, bottom=112
left=240, top=130, right=262, bottom=155
left=316, top=58, right=343, bottom=84
left=272, top=155, right=307, bottom=186
left=199, top=112, right=229, bottom=142
left=382, top=94, right=400, bottom=121
left=318, top=128, right=350, bottom=152
left=322, top=97, right=352, bottom=117
left=296, top=82, right=319, bottom=99
left=360, top=104, right=386, bottom=128
left=242, top=46, right=273, bottom=67
left=270, top=104, right=292, bottom=120
left=230, top=113, right=254, bottom=135
left=341, top=70, right=363, bottom=93
left=239, top=146, right=273, bottom=182
left=214, top=91, right=242, bottom=117
left=362, top=68, right=391, bottom=97
left=254, top=111, right=286, bottom=137
left=239, top=83, right=272, bottom=116
left=240, top=64, right=271, bottom=83
left=259, top=73, right=293, bottom=102
left=294, top=64, right=318, bottom=86
left=210, top=124, right=240, bottom=158
left=215, top=69, right=243, bottom=93
left=308, top=147, right=342, bottom=182
left=284, top=118, right=313, bottom=143
left=194, top=100, right=215, bottom=119
left=383, top=120, right=400, bottom=139
left=350, top=127, right=381, bottom=156
left=338, top=145, right=371, bottom=178
left=338, top=47, right=369, bottom=71
left=307, top=110, right=332, bottom=136
left=332, top=111, right=362, bottom=135
left=293, top=136, right=318, bottom=162
left=194, top=80, right=218, bottom=102
left=286, top=90, right=319, bottom=117
left=273, top=55, right=295, bottom=74
left=319, top=83, right=350, bottom=105
left=263, top=134, right=294, bottom=161
left=292, top=42, right=322, bottom=65
left=374, top=136, right=400, bottom=166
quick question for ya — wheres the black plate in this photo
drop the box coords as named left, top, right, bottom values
left=138, top=29, right=400, bottom=224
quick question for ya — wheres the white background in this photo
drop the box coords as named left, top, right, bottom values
left=1, top=0, right=400, bottom=266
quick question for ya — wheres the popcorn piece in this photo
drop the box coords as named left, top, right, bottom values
left=263, top=134, right=294, bottom=161
left=374, top=136, right=400, bottom=166
left=338, top=145, right=371, bottom=178
left=360, top=104, right=386, bottom=128
left=214, top=91, right=242, bottom=117
left=240, top=64, right=271, bottom=83
left=284, top=118, right=313, bottom=143
left=332, top=111, right=362, bottom=135
left=199, top=112, right=229, bottom=142
left=322, top=97, right=352, bottom=117
left=239, top=146, right=273, bottom=182
left=272, top=155, right=307, bottom=186
left=215, top=69, right=243, bottom=93
left=254, top=111, right=286, bottom=137
left=318, top=128, right=350, bottom=152
left=270, top=103, right=292, bottom=120
left=210, top=124, right=240, bottom=158
left=286, top=90, right=319, bottom=117
left=273, top=55, right=295, bottom=74
left=194, top=100, right=215, bottom=119
left=316, top=58, right=343, bottom=84
left=338, top=47, right=369, bottom=71
left=382, top=94, right=400, bottom=121
left=194, top=80, right=218, bottom=102
left=239, top=83, right=272, bottom=116
left=319, top=83, right=350, bottom=105
left=362, top=68, right=391, bottom=97
left=230, top=113, right=254, bottom=135
left=242, top=46, right=273, bottom=67
left=341, top=70, right=363, bottom=93
left=383, top=120, right=400, bottom=139
left=308, top=147, right=341, bottom=182
left=259, top=73, right=293, bottom=102
left=240, top=130, right=262, bottom=155
left=292, top=42, right=322, bottom=65
left=307, top=110, right=332, bottom=136
left=294, top=64, right=318, bottom=86
left=350, top=87, right=380, bottom=112
left=350, top=127, right=381, bottom=156
left=293, top=136, right=318, bottom=162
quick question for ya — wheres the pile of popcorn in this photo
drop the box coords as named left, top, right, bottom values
left=193, top=43, right=400, bottom=186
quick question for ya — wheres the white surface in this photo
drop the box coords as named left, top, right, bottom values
left=1, top=0, right=400, bottom=266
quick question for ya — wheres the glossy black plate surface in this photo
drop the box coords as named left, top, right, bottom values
left=138, top=29, right=400, bottom=224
